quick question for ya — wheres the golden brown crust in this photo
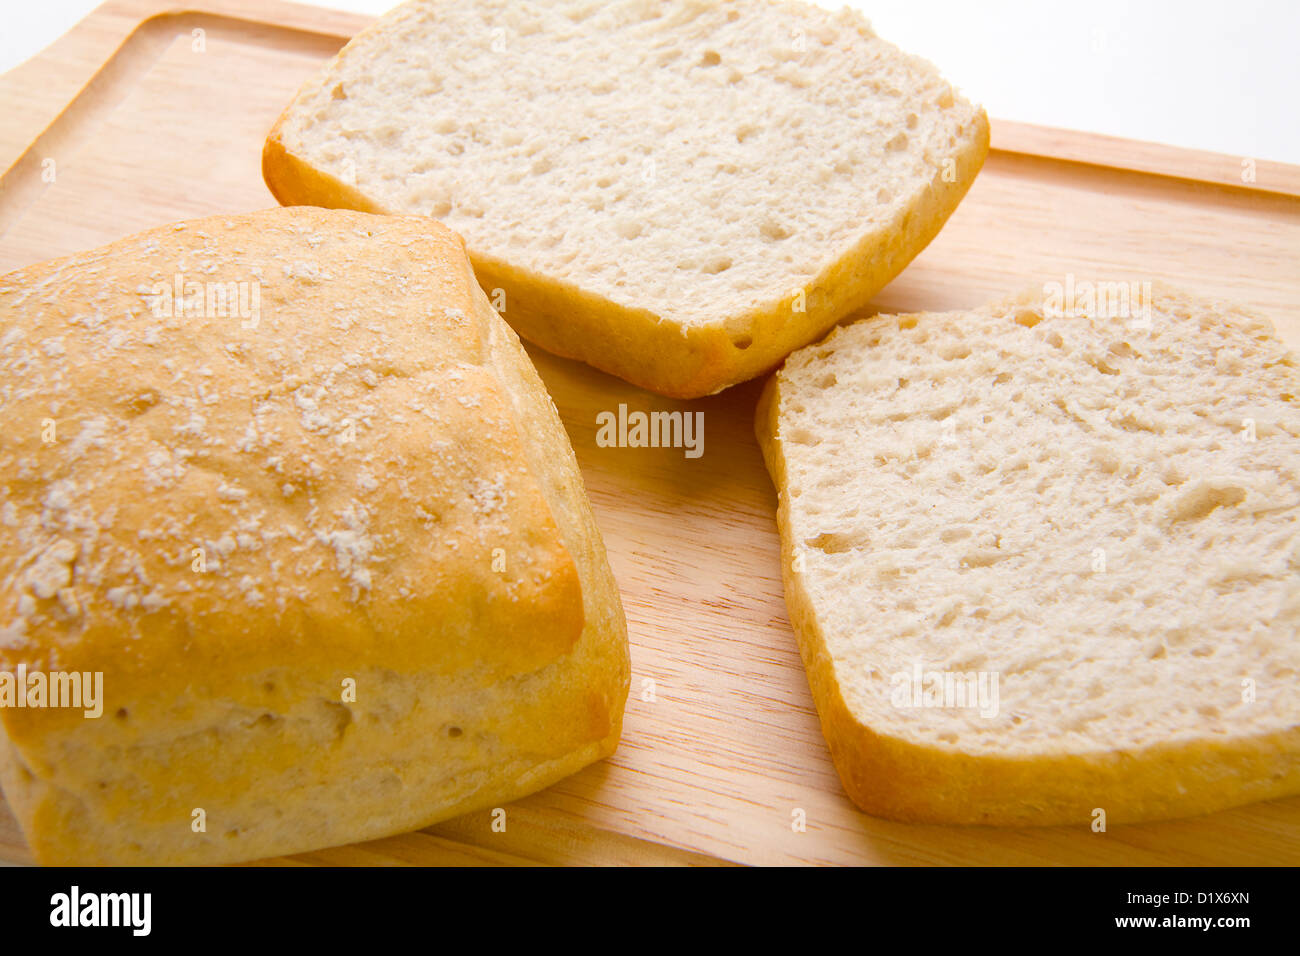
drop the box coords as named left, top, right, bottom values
left=478, top=290, right=630, bottom=750
left=757, top=350, right=1300, bottom=827
left=0, top=208, right=628, bottom=863
left=0, top=207, right=580, bottom=712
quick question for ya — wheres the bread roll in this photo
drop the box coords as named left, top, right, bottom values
left=0, top=207, right=629, bottom=864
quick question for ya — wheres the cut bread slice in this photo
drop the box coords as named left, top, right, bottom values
left=756, top=283, right=1300, bottom=825
left=263, top=0, right=988, bottom=399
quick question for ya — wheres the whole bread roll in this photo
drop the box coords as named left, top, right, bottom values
left=0, top=207, right=629, bottom=864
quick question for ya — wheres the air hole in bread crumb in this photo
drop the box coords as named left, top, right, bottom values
left=806, top=532, right=855, bottom=553
left=961, top=550, right=1006, bottom=569
left=331, top=83, right=346, bottom=101
left=898, top=317, right=918, bottom=330
left=702, top=257, right=732, bottom=275
left=1013, top=309, right=1042, bottom=328
left=701, top=50, right=722, bottom=66
left=1168, top=483, right=1246, bottom=523
left=1086, top=355, right=1120, bottom=375
left=1092, top=448, right=1120, bottom=473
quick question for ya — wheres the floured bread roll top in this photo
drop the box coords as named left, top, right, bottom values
left=0, top=207, right=629, bottom=864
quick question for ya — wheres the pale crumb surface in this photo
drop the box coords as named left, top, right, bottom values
left=278, top=0, right=984, bottom=330
left=773, top=284, right=1300, bottom=756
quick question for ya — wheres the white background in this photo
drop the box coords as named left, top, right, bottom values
left=1, top=0, right=1298, bottom=164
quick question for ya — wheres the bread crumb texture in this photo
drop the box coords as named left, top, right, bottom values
left=770, top=284, right=1300, bottom=758
left=271, top=0, right=987, bottom=395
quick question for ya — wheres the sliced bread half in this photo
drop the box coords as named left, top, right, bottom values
left=756, top=283, right=1300, bottom=825
left=264, top=0, right=988, bottom=398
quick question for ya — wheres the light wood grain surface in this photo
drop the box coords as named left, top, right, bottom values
left=1, top=0, right=1298, bottom=866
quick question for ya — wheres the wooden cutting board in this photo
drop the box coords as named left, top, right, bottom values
left=1, top=0, right=1298, bottom=867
